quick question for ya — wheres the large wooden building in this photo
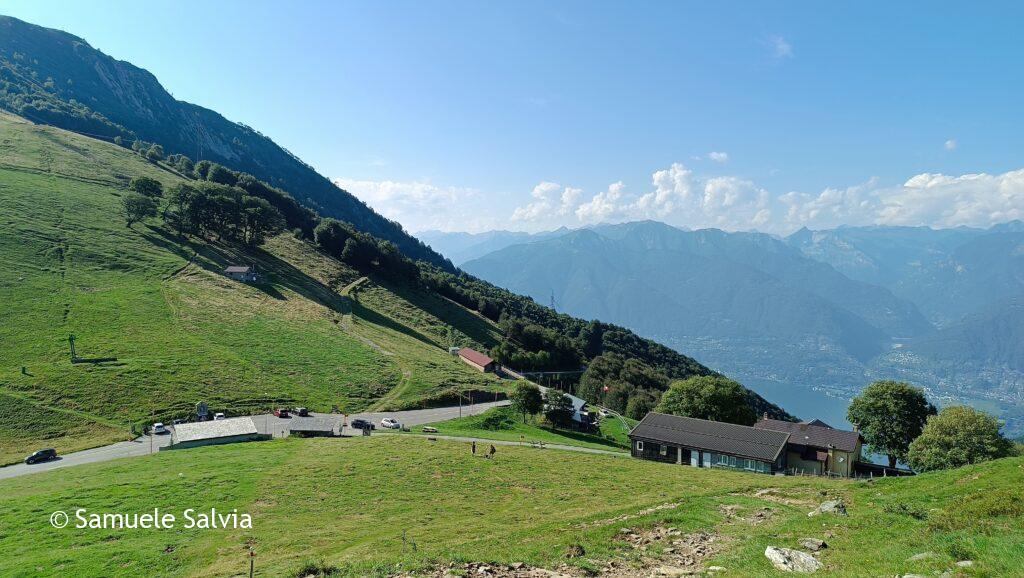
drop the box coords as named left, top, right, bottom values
left=628, top=412, right=864, bottom=477
left=629, top=413, right=789, bottom=474
left=753, top=417, right=863, bottom=477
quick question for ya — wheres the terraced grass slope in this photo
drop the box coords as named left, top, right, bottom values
left=0, top=112, right=503, bottom=464
left=0, top=436, right=1020, bottom=577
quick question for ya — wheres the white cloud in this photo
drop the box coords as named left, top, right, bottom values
left=575, top=182, right=627, bottom=223
left=945, top=138, right=957, bottom=151
left=332, top=177, right=499, bottom=233
left=708, top=151, right=729, bottom=163
left=512, top=181, right=584, bottom=222
left=768, top=35, right=794, bottom=60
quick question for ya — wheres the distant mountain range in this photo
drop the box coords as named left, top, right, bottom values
left=0, top=15, right=448, bottom=268
left=456, top=220, right=1024, bottom=434
left=418, top=228, right=570, bottom=265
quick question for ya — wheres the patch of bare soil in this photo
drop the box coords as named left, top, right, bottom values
left=578, top=502, right=684, bottom=529
left=393, top=526, right=725, bottom=578
left=734, top=487, right=816, bottom=507
left=718, top=503, right=774, bottom=525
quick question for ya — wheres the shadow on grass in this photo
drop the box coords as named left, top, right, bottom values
left=141, top=226, right=347, bottom=312
left=350, top=299, right=440, bottom=350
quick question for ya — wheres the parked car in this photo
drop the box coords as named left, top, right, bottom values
left=350, top=418, right=375, bottom=430
left=380, top=417, right=401, bottom=429
left=24, top=448, right=57, bottom=465
left=213, top=412, right=226, bottom=420
left=152, top=423, right=168, bottom=435
left=273, top=408, right=290, bottom=418
left=293, top=407, right=309, bottom=417
left=422, top=426, right=438, bottom=433
left=171, top=419, right=185, bottom=426
left=598, top=408, right=611, bottom=417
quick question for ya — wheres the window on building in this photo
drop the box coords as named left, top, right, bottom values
left=659, top=445, right=668, bottom=456
left=636, top=441, right=644, bottom=451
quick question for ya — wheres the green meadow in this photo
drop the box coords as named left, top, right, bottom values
left=0, top=112, right=503, bottom=464
left=0, top=436, right=1020, bottom=577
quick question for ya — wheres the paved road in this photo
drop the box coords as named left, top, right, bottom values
left=0, top=400, right=508, bottom=480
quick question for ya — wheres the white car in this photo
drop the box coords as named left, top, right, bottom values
left=213, top=412, right=226, bottom=421
left=152, top=423, right=168, bottom=435
left=380, top=417, right=401, bottom=429
left=598, top=408, right=611, bottom=417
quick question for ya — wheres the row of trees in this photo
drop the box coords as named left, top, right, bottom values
left=314, top=218, right=420, bottom=284
left=846, top=380, right=1015, bottom=471
left=509, top=382, right=576, bottom=428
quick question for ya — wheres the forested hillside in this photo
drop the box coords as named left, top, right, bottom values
left=0, top=15, right=448, bottom=268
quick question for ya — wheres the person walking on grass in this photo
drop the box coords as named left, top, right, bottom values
left=471, top=441, right=476, bottom=456
left=488, top=444, right=496, bottom=460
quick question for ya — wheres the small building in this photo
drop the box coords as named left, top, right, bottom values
left=753, top=417, right=863, bottom=477
left=458, top=348, right=497, bottom=373
left=224, top=265, right=259, bottom=283
left=629, top=413, right=789, bottom=474
left=169, top=417, right=268, bottom=449
left=287, top=417, right=337, bottom=438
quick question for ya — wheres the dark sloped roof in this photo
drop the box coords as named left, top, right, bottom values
left=802, top=418, right=833, bottom=428
left=754, top=418, right=861, bottom=453
left=458, top=348, right=494, bottom=367
left=629, top=413, right=789, bottom=462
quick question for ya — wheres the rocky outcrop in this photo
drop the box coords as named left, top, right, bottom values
left=764, top=547, right=823, bottom=573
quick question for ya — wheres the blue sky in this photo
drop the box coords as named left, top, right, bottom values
left=5, top=1, right=1024, bottom=233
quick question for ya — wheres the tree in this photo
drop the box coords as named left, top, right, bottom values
left=128, top=176, right=163, bottom=197
left=509, top=383, right=544, bottom=423
left=847, top=380, right=936, bottom=468
left=656, top=375, right=757, bottom=425
left=145, top=144, right=164, bottom=162
left=907, top=406, right=1013, bottom=472
left=625, top=389, right=658, bottom=420
left=175, top=155, right=194, bottom=175
left=206, top=163, right=237, bottom=186
left=543, top=389, right=575, bottom=428
left=165, top=183, right=197, bottom=237
left=121, top=193, right=157, bottom=227
left=241, top=197, right=285, bottom=246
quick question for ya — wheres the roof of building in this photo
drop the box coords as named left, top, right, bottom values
left=629, top=413, right=790, bottom=462
left=287, top=417, right=336, bottom=432
left=172, top=417, right=258, bottom=443
left=802, top=418, right=833, bottom=428
left=224, top=265, right=254, bottom=274
left=458, top=348, right=494, bottom=367
left=753, top=418, right=861, bottom=453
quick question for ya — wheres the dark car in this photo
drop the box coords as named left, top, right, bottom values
left=294, top=407, right=309, bottom=417
left=350, top=418, right=375, bottom=430
left=25, top=448, right=57, bottom=465
left=273, top=408, right=290, bottom=418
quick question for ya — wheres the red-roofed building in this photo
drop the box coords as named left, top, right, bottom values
left=458, top=348, right=497, bottom=373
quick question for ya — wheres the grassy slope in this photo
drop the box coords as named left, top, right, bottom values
left=0, top=436, right=1020, bottom=577
left=410, top=405, right=634, bottom=451
left=0, top=112, right=503, bottom=463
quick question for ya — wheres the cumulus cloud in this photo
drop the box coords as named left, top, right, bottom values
left=332, top=177, right=498, bottom=232
left=509, top=164, right=1024, bottom=234
left=708, top=151, right=729, bottom=163
left=512, top=181, right=583, bottom=222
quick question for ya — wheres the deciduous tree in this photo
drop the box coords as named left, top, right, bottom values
left=656, top=375, right=756, bottom=425
left=847, top=380, right=936, bottom=468
left=907, top=406, right=1013, bottom=471
left=121, top=193, right=157, bottom=227
left=543, top=389, right=574, bottom=428
left=510, top=382, right=544, bottom=423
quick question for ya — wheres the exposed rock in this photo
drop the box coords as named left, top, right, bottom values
left=799, top=538, right=827, bottom=552
left=808, top=500, right=847, bottom=517
left=764, top=547, right=823, bottom=573
left=707, top=567, right=727, bottom=573
left=956, top=560, right=974, bottom=568
left=907, top=552, right=937, bottom=561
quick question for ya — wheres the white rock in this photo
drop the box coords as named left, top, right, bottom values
left=765, top=547, right=823, bottom=573
left=907, top=552, right=937, bottom=561
left=956, top=560, right=974, bottom=568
